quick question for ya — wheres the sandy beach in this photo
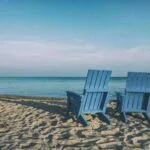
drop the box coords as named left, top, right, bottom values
left=0, top=95, right=149, bottom=150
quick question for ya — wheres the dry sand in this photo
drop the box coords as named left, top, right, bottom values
left=0, top=95, right=150, bottom=150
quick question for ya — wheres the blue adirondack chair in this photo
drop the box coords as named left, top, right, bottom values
left=117, top=72, right=150, bottom=122
left=66, top=69, right=112, bottom=126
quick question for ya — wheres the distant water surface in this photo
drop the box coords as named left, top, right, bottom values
left=0, top=77, right=126, bottom=99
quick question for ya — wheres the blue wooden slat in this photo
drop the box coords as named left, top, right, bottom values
left=135, top=73, right=140, bottom=91
left=138, top=94, right=143, bottom=110
left=121, top=95, right=125, bottom=112
left=137, top=93, right=142, bottom=110
left=98, top=71, right=104, bottom=88
left=87, top=93, right=94, bottom=110
left=127, top=93, right=132, bottom=110
left=130, top=73, right=135, bottom=90
left=141, top=73, right=146, bottom=90
left=83, top=71, right=89, bottom=90
left=134, top=72, right=139, bottom=91
left=101, top=71, right=108, bottom=89
left=99, top=71, right=106, bottom=89
left=84, top=70, right=93, bottom=89
left=88, top=70, right=95, bottom=89
left=83, top=92, right=88, bottom=111
left=135, top=93, right=140, bottom=110
left=100, top=92, right=108, bottom=110
left=126, top=72, right=134, bottom=90
left=126, top=72, right=130, bottom=90
left=137, top=73, right=143, bottom=91
left=131, top=94, right=137, bottom=111
left=90, top=70, right=99, bottom=88
left=131, top=94, right=136, bottom=110
left=84, top=93, right=90, bottom=111
left=103, top=71, right=109, bottom=88
left=94, top=71, right=100, bottom=88
left=140, top=73, right=145, bottom=91
left=104, top=71, right=111, bottom=89
left=90, top=93, right=97, bottom=110
left=97, top=93, right=103, bottom=110
left=95, top=71, right=103, bottom=88
left=129, top=72, right=136, bottom=90
left=84, top=92, right=94, bottom=111
left=93, top=93, right=99, bottom=109
left=134, top=94, right=142, bottom=111
left=124, top=93, right=129, bottom=111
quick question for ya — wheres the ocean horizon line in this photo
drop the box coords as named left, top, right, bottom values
left=0, top=76, right=127, bottom=78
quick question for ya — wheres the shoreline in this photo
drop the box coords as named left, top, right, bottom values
left=0, top=94, right=65, bottom=100
left=0, top=94, right=116, bottom=101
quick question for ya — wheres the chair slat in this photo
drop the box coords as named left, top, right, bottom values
left=89, top=93, right=97, bottom=110
left=97, top=93, right=104, bottom=110
left=95, top=71, right=103, bottom=88
left=94, top=93, right=100, bottom=109
left=99, top=71, right=106, bottom=89
left=90, top=70, right=99, bottom=88
left=84, top=70, right=93, bottom=89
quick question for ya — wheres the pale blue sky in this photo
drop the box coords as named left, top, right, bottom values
left=0, top=0, right=150, bottom=76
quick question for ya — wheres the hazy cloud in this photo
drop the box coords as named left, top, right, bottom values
left=0, top=40, right=150, bottom=76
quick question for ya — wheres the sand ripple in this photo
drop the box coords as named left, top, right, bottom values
left=0, top=96, right=150, bottom=149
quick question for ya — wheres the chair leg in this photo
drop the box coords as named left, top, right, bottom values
left=78, top=115, right=89, bottom=126
left=67, top=100, right=71, bottom=115
left=99, top=113, right=112, bottom=125
left=121, top=112, right=127, bottom=122
left=116, top=100, right=121, bottom=111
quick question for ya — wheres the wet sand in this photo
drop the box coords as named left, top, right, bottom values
left=0, top=95, right=150, bottom=149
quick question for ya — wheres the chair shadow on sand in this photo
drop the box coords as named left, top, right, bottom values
left=0, top=97, right=149, bottom=123
left=0, top=97, right=67, bottom=116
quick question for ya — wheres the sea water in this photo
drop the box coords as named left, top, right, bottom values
left=0, top=77, right=126, bottom=99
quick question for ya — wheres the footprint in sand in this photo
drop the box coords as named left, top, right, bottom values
left=51, top=121, right=57, bottom=126
left=20, top=140, right=37, bottom=149
left=132, top=135, right=150, bottom=147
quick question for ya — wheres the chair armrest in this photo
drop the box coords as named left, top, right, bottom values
left=66, top=91, right=82, bottom=104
